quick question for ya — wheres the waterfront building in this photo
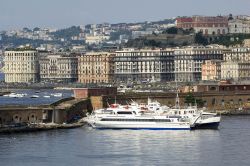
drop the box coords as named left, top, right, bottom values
left=113, top=48, right=175, bottom=83
left=223, top=47, right=250, bottom=61
left=173, top=46, right=224, bottom=82
left=202, top=60, right=222, bottom=81
left=39, top=54, right=78, bottom=83
left=78, top=52, right=114, bottom=84
left=3, top=48, right=39, bottom=83
left=221, top=61, right=250, bottom=81
left=176, top=16, right=228, bottom=35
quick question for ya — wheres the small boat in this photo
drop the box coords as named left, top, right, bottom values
left=51, top=93, right=63, bottom=97
left=5, top=93, right=25, bottom=98
left=30, top=95, right=39, bottom=98
left=43, top=95, right=51, bottom=98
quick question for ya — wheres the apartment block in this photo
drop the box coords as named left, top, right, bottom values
left=78, top=52, right=114, bottom=84
left=114, top=49, right=175, bottom=83
left=202, top=60, right=222, bottom=81
left=223, top=47, right=250, bottom=61
left=221, top=61, right=250, bottom=81
left=39, top=54, right=78, bottom=83
left=173, top=46, right=224, bottom=82
left=3, top=48, right=39, bottom=83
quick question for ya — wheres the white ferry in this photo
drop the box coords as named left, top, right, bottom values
left=84, top=104, right=191, bottom=130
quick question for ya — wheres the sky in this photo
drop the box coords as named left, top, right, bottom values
left=0, top=0, right=250, bottom=30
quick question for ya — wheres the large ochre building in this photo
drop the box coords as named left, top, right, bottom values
left=78, top=52, right=114, bottom=84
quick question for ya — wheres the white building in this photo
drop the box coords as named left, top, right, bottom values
left=229, top=19, right=250, bottom=34
left=223, top=47, right=250, bottom=61
left=85, top=35, right=110, bottom=45
left=3, top=48, right=39, bottom=83
left=221, top=61, right=250, bottom=81
left=173, top=46, right=224, bottom=82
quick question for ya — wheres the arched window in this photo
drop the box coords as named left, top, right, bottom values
left=217, top=29, right=221, bottom=35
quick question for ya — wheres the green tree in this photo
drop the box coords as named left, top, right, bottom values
left=185, top=92, right=204, bottom=107
left=165, top=27, right=178, bottom=34
left=195, top=32, right=208, bottom=45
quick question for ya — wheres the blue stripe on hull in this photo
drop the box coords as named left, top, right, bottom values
left=192, top=122, right=220, bottom=130
left=95, top=128, right=191, bottom=130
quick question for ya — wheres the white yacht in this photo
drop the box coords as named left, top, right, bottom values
left=30, top=95, right=39, bottom=98
left=4, top=93, right=26, bottom=98
left=51, top=93, right=63, bottom=97
left=84, top=104, right=191, bottom=130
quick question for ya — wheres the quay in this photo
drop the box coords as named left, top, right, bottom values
left=0, top=122, right=85, bottom=134
left=0, top=97, right=92, bottom=133
left=0, top=87, right=116, bottom=133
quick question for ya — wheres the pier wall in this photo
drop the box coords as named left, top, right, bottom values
left=0, top=108, right=43, bottom=125
left=0, top=98, right=90, bottom=126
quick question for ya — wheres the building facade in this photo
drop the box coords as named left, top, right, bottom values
left=176, top=16, right=228, bottom=35
left=39, top=54, right=78, bottom=83
left=174, top=46, right=224, bottom=82
left=78, top=52, right=114, bottom=84
left=223, top=47, right=250, bottom=62
left=221, top=61, right=250, bottom=81
left=229, top=19, right=250, bottom=34
left=244, top=39, right=250, bottom=47
left=202, top=60, right=222, bottom=81
left=114, top=49, right=175, bottom=83
left=3, top=49, right=39, bottom=83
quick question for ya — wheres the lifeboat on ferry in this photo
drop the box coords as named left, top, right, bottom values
left=110, top=104, right=119, bottom=108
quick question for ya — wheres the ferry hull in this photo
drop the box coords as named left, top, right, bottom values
left=191, top=116, right=221, bottom=130
left=191, top=122, right=220, bottom=130
left=90, top=122, right=191, bottom=130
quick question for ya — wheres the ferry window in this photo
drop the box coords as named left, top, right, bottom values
left=117, top=111, right=132, bottom=114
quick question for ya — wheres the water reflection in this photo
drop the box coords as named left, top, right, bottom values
left=0, top=117, right=250, bottom=166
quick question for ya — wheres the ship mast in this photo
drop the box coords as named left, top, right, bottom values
left=175, top=82, right=180, bottom=109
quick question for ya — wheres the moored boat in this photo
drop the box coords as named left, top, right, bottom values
left=84, top=105, right=191, bottom=130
